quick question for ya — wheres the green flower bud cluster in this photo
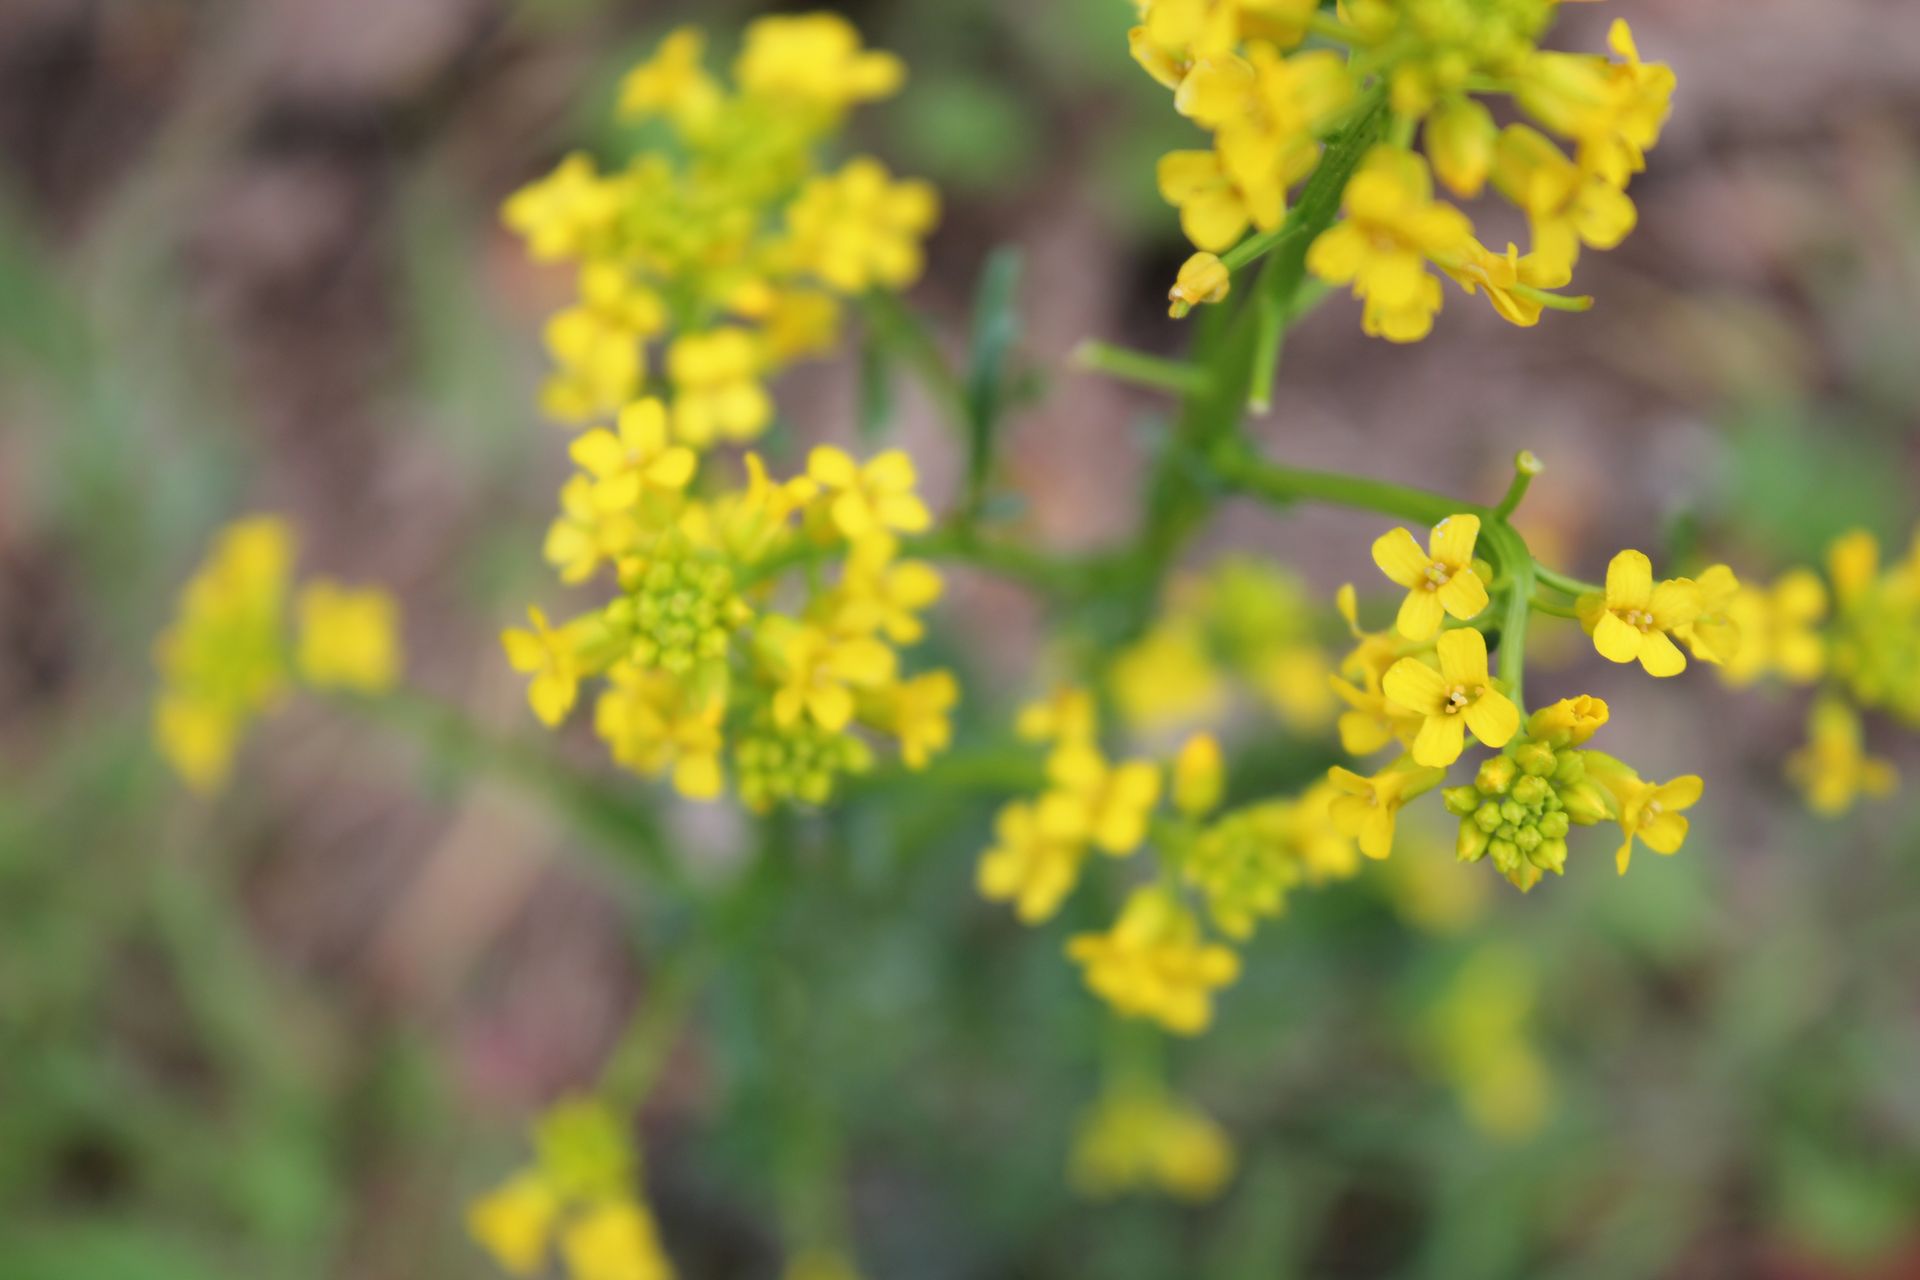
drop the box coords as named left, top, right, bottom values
left=611, top=548, right=749, bottom=679
left=1443, top=740, right=1612, bottom=892
left=1181, top=802, right=1303, bottom=942
left=1831, top=595, right=1920, bottom=725
left=734, top=713, right=875, bottom=812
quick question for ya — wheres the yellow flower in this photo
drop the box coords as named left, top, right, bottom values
left=559, top=1198, right=675, bottom=1280
left=884, top=669, right=959, bottom=770
left=1371, top=512, right=1490, bottom=640
left=1328, top=583, right=1420, bottom=755
left=1173, top=733, right=1226, bottom=818
left=667, top=328, right=772, bottom=448
left=1443, top=238, right=1578, bottom=328
left=1516, top=20, right=1675, bottom=189
left=541, top=305, right=644, bottom=425
left=978, top=800, right=1087, bottom=924
left=468, top=1172, right=560, bottom=1277
left=831, top=547, right=943, bottom=645
left=784, top=157, right=939, bottom=294
left=1721, top=570, right=1827, bottom=685
left=1178, top=46, right=1353, bottom=231
left=1382, top=629, right=1519, bottom=767
left=593, top=666, right=726, bottom=800
left=1787, top=700, right=1896, bottom=817
left=806, top=446, right=933, bottom=547
left=1157, top=147, right=1272, bottom=252
left=1526, top=694, right=1609, bottom=747
left=1326, top=756, right=1446, bottom=859
left=1066, top=886, right=1240, bottom=1036
left=1306, top=145, right=1475, bottom=342
left=1108, top=618, right=1229, bottom=732
left=1425, top=96, right=1497, bottom=198
left=758, top=617, right=895, bottom=733
left=545, top=475, right=643, bottom=585
left=569, top=399, right=699, bottom=515
left=1036, top=741, right=1163, bottom=855
left=1069, top=1087, right=1236, bottom=1203
left=295, top=581, right=400, bottom=693
left=1491, top=124, right=1636, bottom=276
left=501, top=153, right=623, bottom=263
left=617, top=26, right=721, bottom=128
left=1828, top=528, right=1881, bottom=606
left=1015, top=686, right=1099, bottom=745
left=152, top=516, right=295, bottom=792
left=503, top=607, right=583, bottom=727
left=1677, top=563, right=1743, bottom=666
left=1577, top=550, right=1701, bottom=677
left=1609, top=771, right=1703, bottom=875
left=734, top=12, right=905, bottom=115
left=1167, top=251, right=1230, bottom=316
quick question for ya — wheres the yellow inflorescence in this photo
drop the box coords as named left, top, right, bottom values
left=499, top=17, right=955, bottom=813
left=469, top=1098, right=675, bottom=1280
left=152, top=516, right=403, bottom=792
left=1069, top=1084, right=1236, bottom=1202
left=1133, top=1, right=1675, bottom=338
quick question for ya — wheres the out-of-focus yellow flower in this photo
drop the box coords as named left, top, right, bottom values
left=784, top=157, right=939, bottom=293
left=540, top=305, right=645, bottom=426
left=978, top=800, right=1087, bottom=924
left=1173, top=733, right=1226, bottom=818
left=1308, top=146, right=1476, bottom=342
left=831, top=547, right=943, bottom=645
left=667, top=328, right=772, bottom=448
left=1382, top=629, right=1519, bottom=767
left=1677, top=563, right=1742, bottom=666
left=734, top=12, right=905, bottom=116
left=1577, top=550, right=1701, bottom=678
left=1183, top=786, right=1358, bottom=938
left=758, top=617, right=895, bottom=733
left=1491, top=124, right=1636, bottom=276
left=1036, top=741, right=1163, bottom=855
left=559, top=1199, right=675, bottom=1280
left=1372, top=513, right=1489, bottom=640
left=1443, top=238, right=1578, bottom=328
left=1158, top=147, right=1272, bottom=252
left=1516, top=19, right=1675, bottom=189
left=296, top=581, right=401, bottom=693
left=594, top=665, right=726, bottom=800
left=1016, top=687, right=1100, bottom=746
left=1425, top=946, right=1552, bottom=1141
left=806, top=447, right=933, bottom=548
left=1720, top=570, right=1826, bottom=686
left=1788, top=700, right=1897, bottom=817
left=570, top=399, right=699, bottom=515
left=469, top=1173, right=561, bottom=1277
left=1109, top=618, right=1230, bottom=733
left=1069, top=1086, right=1236, bottom=1203
left=1168, top=251, right=1230, bottom=316
left=1425, top=95, right=1497, bottom=197
left=1326, top=756, right=1445, bottom=860
left=618, top=26, right=721, bottom=127
left=503, top=607, right=584, bottom=727
left=883, top=669, right=959, bottom=770
left=1329, top=583, right=1422, bottom=756
left=1067, top=886, right=1240, bottom=1035
left=502, top=154, right=624, bottom=263
left=152, top=517, right=295, bottom=792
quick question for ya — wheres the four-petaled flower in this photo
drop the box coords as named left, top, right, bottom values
left=502, top=606, right=582, bottom=727
left=1382, top=628, right=1520, bottom=767
left=1326, top=758, right=1447, bottom=860
left=1579, top=549, right=1701, bottom=677
left=1372, top=513, right=1490, bottom=640
left=1611, top=772, right=1702, bottom=874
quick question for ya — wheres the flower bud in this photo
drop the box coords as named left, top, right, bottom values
left=1476, top=755, right=1518, bottom=796
left=1173, top=733, right=1225, bottom=818
left=1513, top=740, right=1558, bottom=778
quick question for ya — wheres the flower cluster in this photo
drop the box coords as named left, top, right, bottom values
left=503, top=14, right=936, bottom=432
left=1069, top=1083, right=1236, bottom=1202
left=152, top=515, right=402, bottom=792
left=979, top=700, right=1361, bottom=1035
left=1135, top=1, right=1675, bottom=339
left=468, top=1098, right=674, bottom=1280
left=500, top=19, right=956, bottom=811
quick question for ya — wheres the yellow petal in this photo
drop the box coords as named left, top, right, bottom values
left=1592, top=611, right=1643, bottom=664
left=1435, top=628, right=1490, bottom=684
left=1463, top=690, right=1519, bottom=749
left=1411, top=713, right=1466, bottom=767
left=1605, top=549, right=1653, bottom=609
left=1372, top=526, right=1432, bottom=588
left=1636, top=629, right=1687, bottom=677
left=1428, top=513, right=1479, bottom=568
left=1437, top=570, right=1488, bottom=621
left=1395, top=588, right=1445, bottom=641
left=1641, top=812, right=1688, bottom=854
left=1382, top=656, right=1448, bottom=715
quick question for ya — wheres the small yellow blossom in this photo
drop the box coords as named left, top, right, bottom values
left=1108, top=618, right=1230, bottom=732
left=1382, top=629, right=1519, bottom=767
left=296, top=581, right=401, bottom=692
left=1067, top=886, right=1240, bottom=1035
left=1516, top=20, right=1675, bottom=189
left=1788, top=700, right=1897, bottom=817
left=1158, top=148, right=1271, bottom=252
left=784, top=157, right=939, bottom=293
left=666, top=328, right=772, bottom=448
left=806, top=446, right=933, bottom=547
left=1606, top=770, right=1703, bottom=875
left=978, top=801, right=1087, bottom=924
left=1425, top=96, right=1497, bottom=197
left=545, top=475, right=642, bottom=584
left=503, top=607, right=584, bottom=727
left=1443, top=238, right=1579, bottom=328
left=1173, top=733, right=1226, bottom=817
left=1491, top=124, right=1636, bottom=275
left=1328, top=583, right=1420, bottom=755
left=618, top=26, right=720, bottom=127
left=569, top=399, right=699, bottom=515
left=1036, top=741, right=1163, bottom=855
left=501, top=154, right=623, bottom=263
left=734, top=12, right=905, bottom=115
left=559, top=1199, right=675, bottom=1280
left=1578, top=550, right=1701, bottom=677
left=1677, top=563, right=1743, bottom=666
left=1307, top=146, right=1475, bottom=342
left=1372, top=513, right=1490, bottom=640
left=1721, top=570, right=1826, bottom=685
left=884, top=669, right=959, bottom=770
left=758, top=617, right=895, bottom=733
left=541, top=305, right=645, bottom=425
left=1015, top=686, right=1100, bottom=745
left=594, top=666, right=726, bottom=800
left=468, top=1173, right=561, bottom=1277
left=1526, top=694, right=1609, bottom=747
left=1069, top=1087, right=1236, bottom=1203
left=1326, top=756, right=1446, bottom=860
left=1168, top=251, right=1230, bottom=317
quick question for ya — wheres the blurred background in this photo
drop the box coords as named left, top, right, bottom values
left=3, top=0, right=1920, bottom=1276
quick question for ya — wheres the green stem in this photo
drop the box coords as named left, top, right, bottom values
left=1528, top=591, right=1581, bottom=620
left=1492, top=450, right=1543, bottom=520
left=1072, top=340, right=1211, bottom=397
left=1209, top=439, right=1467, bottom=526
left=600, top=944, right=707, bottom=1110
left=1534, top=562, right=1601, bottom=597
left=1484, top=522, right=1535, bottom=710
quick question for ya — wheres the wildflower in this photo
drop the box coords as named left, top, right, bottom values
left=1600, top=766, right=1703, bottom=875
left=978, top=801, right=1087, bottom=924
left=1067, top=886, right=1241, bottom=1035
left=1108, top=619, right=1229, bottom=732
left=1015, top=686, right=1100, bottom=745
left=501, top=154, right=623, bottom=263
left=1326, top=756, right=1446, bottom=860
left=1443, top=238, right=1579, bottom=328
left=1443, top=743, right=1607, bottom=892
left=806, top=447, right=933, bottom=547
left=758, top=617, right=895, bottom=733
left=1577, top=550, right=1701, bottom=677
left=666, top=329, right=772, bottom=448
left=883, top=669, right=959, bottom=769
left=545, top=475, right=644, bottom=584
left=615, top=546, right=750, bottom=683
left=733, top=710, right=875, bottom=811
left=1721, top=570, right=1826, bottom=685
left=152, top=517, right=295, bottom=791
left=618, top=26, right=720, bottom=127
left=1183, top=47, right=1355, bottom=229
left=784, top=157, right=939, bottom=294
left=1036, top=741, right=1163, bottom=855
left=1677, top=564, right=1742, bottom=666
left=1307, top=146, right=1475, bottom=342
left=1425, top=96, right=1497, bottom=198
left=559, top=1199, right=675, bottom=1280
left=1490, top=124, right=1636, bottom=275
left=1372, top=512, right=1489, bottom=640
left=503, top=607, right=584, bottom=727
left=594, top=666, right=726, bottom=800
left=569, top=399, right=699, bottom=515
left=1328, top=583, right=1419, bottom=754
left=1382, top=629, right=1519, bottom=767
left=1787, top=700, right=1897, bottom=817
left=1173, top=733, right=1226, bottom=817
left=1181, top=790, right=1358, bottom=938
left=296, top=581, right=401, bottom=693
left=1526, top=694, right=1609, bottom=747
left=1069, top=1087, right=1236, bottom=1202
left=830, top=547, right=943, bottom=645
left=468, top=1173, right=561, bottom=1277
left=1516, top=20, right=1675, bottom=188
left=1158, top=148, right=1271, bottom=252
left=1168, top=251, right=1231, bottom=317
left=734, top=12, right=905, bottom=116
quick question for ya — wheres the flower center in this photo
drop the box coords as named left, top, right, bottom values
left=1618, top=607, right=1655, bottom=631
left=1424, top=563, right=1452, bottom=591
left=1445, top=684, right=1473, bottom=714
